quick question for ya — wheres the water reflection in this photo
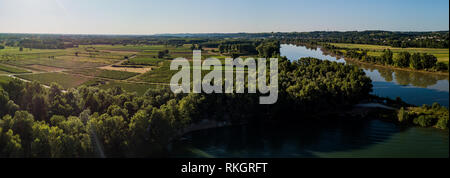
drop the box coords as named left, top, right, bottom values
left=171, top=119, right=449, bottom=158
left=351, top=61, right=449, bottom=91
left=280, top=44, right=449, bottom=106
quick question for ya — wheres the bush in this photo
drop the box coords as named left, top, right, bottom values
left=436, top=116, right=449, bottom=130
left=413, top=115, right=436, bottom=127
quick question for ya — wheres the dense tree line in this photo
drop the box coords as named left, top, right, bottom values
left=1, top=31, right=447, bottom=49
left=218, top=43, right=258, bottom=55
left=256, top=41, right=281, bottom=58
left=275, top=31, right=449, bottom=48
left=18, top=39, right=70, bottom=49
left=322, top=44, right=448, bottom=72
left=0, top=81, right=206, bottom=157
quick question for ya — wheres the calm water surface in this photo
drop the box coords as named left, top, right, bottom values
left=171, top=44, right=449, bottom=158
left=280, top=44, right=449, bottom=107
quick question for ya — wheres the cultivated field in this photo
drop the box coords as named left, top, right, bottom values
left=17, top=72, right=91, bottom=89
left=0, top=44, right=227, bottom=95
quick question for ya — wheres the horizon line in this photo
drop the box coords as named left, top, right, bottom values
left=1, top=30, right=449, bottom=36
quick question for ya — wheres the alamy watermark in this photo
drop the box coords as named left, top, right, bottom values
left=170, top=50, right=278, bottom=104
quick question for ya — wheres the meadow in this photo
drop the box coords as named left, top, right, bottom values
left=17, top=72, right=91, bottom=89
left=67, top=68, right=140, bottom=80
left=98, top=81, right=163, bottom=96
left=0, top=63, right=31, bottom=73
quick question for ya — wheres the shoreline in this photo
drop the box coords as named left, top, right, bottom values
left=316, top=45, right=449, bottom=76
left=343, top=57, right=449, bottom=76
left=284, top=43, right=449, bottom=76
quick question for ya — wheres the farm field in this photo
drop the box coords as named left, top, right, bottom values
left=1, top=43, right=242, bottom=94
left=67, top=68, right=140, bottom=80
left=0, top=63, right=31, bottom=73
left=16, top=72, right=92, bottom=89
left=330, top=43, right=449, bottom=63
left=98, top=81, right=163, bottom=96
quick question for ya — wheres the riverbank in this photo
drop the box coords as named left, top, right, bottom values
left=343, top=56, right=449, bottom=76
left=316, top=44, right=449, bottom=76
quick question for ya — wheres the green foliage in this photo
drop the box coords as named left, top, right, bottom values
left=0, top=128, right=23, bottom=157
left=381, top=49, right=393, bottom=65
left=322, top=44, right=442, bottom=71
left=256, top=41, right=280, bottom=58
left=279, top=31, right=449, bottom=48
left=398, top=103, right=449, bottom=129
left=395, top=52, right=411, bottom=67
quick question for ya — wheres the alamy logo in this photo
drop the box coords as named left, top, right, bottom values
left=170, top=50, right=278, bottom=104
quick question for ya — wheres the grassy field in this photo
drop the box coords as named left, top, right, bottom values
left=330, top=43, right=449, bottom=63
left=125, top=56, right=165, bottom=66
left=17, top=72, right=91, bottom=89
left=98, top=81, right=163, bottom=96
left=67, top=68, right=139, bottom=80
left=133, top=61, right=176, bottom=83
left=0, top=63, right=31, bottom=73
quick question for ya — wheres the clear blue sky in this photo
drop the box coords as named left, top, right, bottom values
left=0, top=0, right=448, bottom=34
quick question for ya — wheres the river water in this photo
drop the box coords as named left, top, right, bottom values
left=281, top=44, right=449, bottom=107
left=170, top=44, right=449, bottom=158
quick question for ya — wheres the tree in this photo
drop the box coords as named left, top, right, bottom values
left=107, top=105, right=129, bottom=119
left=420, top=53, right=437, bottom=69
left=128, top=109, right=152, bottom=156
left=381, top=49, right=393, bottom=65
left=0, top=89, right=10, bottom=116
left=0, top=128, right=23, bottom=157
left=395, top=52, right=410, bottom=67
left=4, top=111, right=35, bottom=156
left=87, top=114, right=128, bottom=157
left=256, top=41, right=280, bottom=58
left=410, top=53, right=422, bottom=69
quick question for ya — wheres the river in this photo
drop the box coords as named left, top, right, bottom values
left=281, top=44, right=449, bottom=107
left=170, top=44, right=449, bottom=158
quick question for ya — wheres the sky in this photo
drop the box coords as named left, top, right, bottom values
left=0, top=0, right=448, bottom=35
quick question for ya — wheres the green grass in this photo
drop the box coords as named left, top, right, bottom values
left=0, top=64, right=31, bottom=73
left=68, top=68, right=139, bottom=80
left=330, top=43, right=449, bottom=62
left=0, top=70, right=9, bottom=74
left=124, top=56, right=165, bottom=66
left=17, top=72, right=90, bottom=89
left=2, top=57, right=108, bottom=69
left=99, top=81, right=162, bottom=96
left=133, top=61, right=177, bottom=83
